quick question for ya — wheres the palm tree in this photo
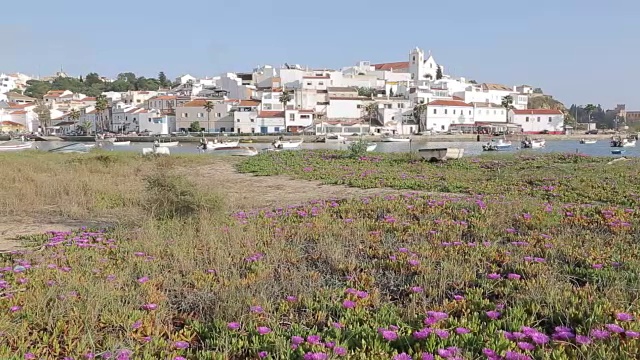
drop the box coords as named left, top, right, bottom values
left=279, top=90, right=293, bottom=132
left=79, top=120, right=93, bottom=135
left=363, top=102, right=379, bottom=132
left=34, top=100, right=51, bottom=135
left=413, top=103, right=428, bottom=133
left=584, top=104, right=596, bottom=123
left=68, top=109, right=81, bottom=132
left=95, top=95, right=108, bottom=133
left=203, top=101, right=214, bottom=133
left=501, top=95, right=514, bottom=123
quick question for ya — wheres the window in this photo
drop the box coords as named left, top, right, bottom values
left=469, top=110, right=472, bottom=115
left=236, top=119, right=240, bottom=122
left=289, top=114, right=295, bottom=120
left=537, top=117, right=541, bottom=122
left=183, top=113, right=188, bottom=117
left=433, top=109, right=437, bottom=114
left=494, top=110, right=497, bottom=115
left=398, top=103, right=404, bottom=108
left=220, top=127, right=226, bottom=132
left=307, top=82, right=312, bottom=86
left=548, top=117, right=552, bottom=122
left=301, top=114, right=310, bottom=119
left=198, top=113, right=204, bottom=118
left=453, top=109, right=456, bottom=115
left=250, top=118, right=255, bottom=122
left=230, top=128, right=234, bottom=132
left=319, top=82, right=324, bottom=85
left=216, top=113, right=221, bottom=117
left=385, top=104, right=392, bottom=109
left=444, top=109, right=448, bottom=115
left=525, top=117, right=529, bottom=122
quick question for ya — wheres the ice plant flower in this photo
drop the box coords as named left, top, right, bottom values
left=137, top=276, right=149, bottom=284
left=455, top=327, right=471, bottom=334
left=487, top=273, right=501, bottom=280
left=258, top=351, right=268, bottom=358
left=393, top=353, right=412, bottom=360
left=10, top=305, right=22, bottom=312
left=616, top=312, right=634, bottom=321
left=486, top=311, right=501, bottom=320
left=291, top=336, right=304, bottom=345
left=227, top=322, right=240, bottom=330
left=380, top=329, right=398, bottom=341
left=173, top=341, right=189, bottom=349
left=141, top=303, right=157, bottom=311
left=342, top=299, right=356, bottom=309
left=250, top=305, right=264, bottom=313
left=333, top=347, right=347, bottom=356
left=605, top=324, right=625, bottom=333
left=257, top=326, right=271, bottom=335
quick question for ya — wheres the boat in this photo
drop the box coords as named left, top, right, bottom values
left=482, top=139, right=512, bottom=151
left=210, top=146, right=258, bottom=156
left=611, top=137, right=636, bottom=147
left=324, top=134, right=346, bottom=142
left=580, top=139, right=597, bottom=144
left=142, top=146, right=170, bottom=155
left=110, top=141, right=131, bottom=146
left=521, top=138, right=546, bottom=149
left=0, top=141, right=33, bottom=151
left=272, top=139, right=303, bottom=149
left=239, top=139, right=254, bottom=143
left=48, top=143, right=91, bottom=153
left=199, top=139, right=240, bottom=150
left=418, top=148, right=464, bottom=162
left=381, top=134, right=411, bottom=142
left=611, top=149, right=626, bottom=155
left=154, top=140, right=179, bottom=147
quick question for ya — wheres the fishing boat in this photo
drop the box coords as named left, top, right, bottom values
left=110, top=140, right=131, bottom=146
left=611, top=137, right=636, bottom=147
left=324, top=134, right=345, bottom=142
left=154, top=140, right=179, bottom=147
left=48, top=143, right=91, bottom=153
left=521, top=138, right=546, bottom=149
left=482, top=138, right=512, bottom=151
left=198, top=139, right=240, bottom=150
left=0, top=141, right=33, bottom=151
left=381, top=134, right=411, bottom=142
left=418, top=148, right=464, bottom=162
left=580, top=139, right=597, bottom=144
left=210, top=146, right=258, bottom=156
left=611, top=149, right=626, bottom=155
left=272, top=138, right=303, bottom=149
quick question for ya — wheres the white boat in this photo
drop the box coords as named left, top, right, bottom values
left=48, top=143, right=91, bottom=153
left=418, top=148, right=464, bottom=161
left=273, top=139, right=303, bottom=149
left=210, top=146, right=258, bottom=156
left=142, top=146, right=170, bottom=155
left=200, top=139, right=240, bottom=150
left=381, top=134, right=411, bottom=142
left=0, top=141, right=33, bottom=151
left=154, top=140, right=179, bottom=147
left=611, top=137, right=636, bottom=148
left=110, top=141, right=131, bottom=146
left=482, top=139, right=512, bottom=151
left=324, top=134, right=345, bottom=142
left=521, top=138, right=546, bottom=149
left=580, top=139, right=597, bottom=144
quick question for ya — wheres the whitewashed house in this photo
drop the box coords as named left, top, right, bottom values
left=175, top=74, right=196, bottom=85
left=510, top=109, right=564, bottom=134
left=255, top=111, right=286, bottom=133
left=419, top=99, right=473, bottom=132
left=122, top=91, right=157, bottom=106
left=232, top=100, right=260, bottom=134
left=138, top=109, right=176, bottom=135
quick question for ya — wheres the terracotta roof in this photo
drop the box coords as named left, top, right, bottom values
left=372, top=61, right=410, bottom=71
left=258, top=111, right=285, bottom=118
left=6, top=92, right=35, bottom=100
left=82, top=97, right=96, bottom=101
left=181, top=99, right=208, bottom=107
left=8, top=103, right=32, bottom=109
left=44, top=90, right=66, bottom=98
left=238, top=100, right=260, bottom=107
left=428, top=100, right=472, bottom=107
left=513, top=109, right=562, bottom=115
left=329, top=96, right=370, bottom=101
left=452, top=96, right=465, bottom=101
left=10, top=110, right=28, bottom=115
left=0, top=121, right=24, bottom=126
left=303, top=76, right=330, bottom=79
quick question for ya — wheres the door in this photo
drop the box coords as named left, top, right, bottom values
left=260, top=127, right=268, bottom=134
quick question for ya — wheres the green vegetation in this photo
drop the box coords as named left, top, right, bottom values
left=1, top=151, right=640, bottom=359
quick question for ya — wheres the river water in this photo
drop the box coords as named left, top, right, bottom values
left=31, top=139, right=636, bottom=157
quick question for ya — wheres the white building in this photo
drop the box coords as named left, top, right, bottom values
left=420, top=99, right=474, bottom=132
left=175, top=74, right=196, bottom=85
left=147, top=95, right=177, bottom=113
left=217, top=73, right=256, bottom=100
left=510, top=109, right=564, bottom=134
left=122, top=91, right=158, bottom=106
left=175, top=99, right=236, bottom=133
left=137, top=110, right=176, bottom=135
left=111, top=102, right=147, bottom=133
left=453, top=84, right=528, bottom=110
left=233, top=100, right=261, bottom=134
left=409, top=47, right=441, bottom=82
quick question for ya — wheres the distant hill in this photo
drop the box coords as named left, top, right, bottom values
left=527, top=94, right=575, bottom=125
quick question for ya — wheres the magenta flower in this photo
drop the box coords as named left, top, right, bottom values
left=625, top=331, right=639, bottom=338
left=408, top=259, right=420, bottom=266
left=413, top=328, right=431, bottom=339
left=380, top=330, right=398, bottom=341
left=286, top=296, right=297, bottom=302
left=517, top=342, right=535, bottom=351
left=257, top=326, right=271, bottom=335
left=575, top=335, right=591, bottom=345
left=137, top=276, right=149, bottom=284
left=141, top=303, right=157, bottom=311
left=411, top=286, right=423, bottom=293
left=421, top=353, right=434, bottom=360
left=173, top=341, right=189, bottom=349
left=131, top=320, right=142, bottom=330
left=258, top=351, right=268, bottom=358
left=10, top=305, right=22, bottom=312
left=333, top=346, right=347, bottom=356
left=174, top=357, right=187, bottom=360
left=605, top=324, right=625, bottom=333
left=455, top=327, right=471, bottom=334
left=487, top=273, right=501, bottom=280
left=303, top=353, right=328, bottom=360
left=250, top=305, right=263, bottom=313
left=227, top=322, right=240, bottom=330
left=453, top=295, right=464, bottom=301
left=530, top=332, right=550, bottom=344
left=616, top=312, right=634, bottom=321
left=393, top=353, right=412, bottom=360
left=507, top=273, right=521, bottom=280
left=24, top=353, right=36, bottom=360
left=291, top=336, right=304, bottom=345
left=342, top=299, right=356, bottom=309
left=486, top=310, right=501, bottom=320
left=332, top=322, right=343, bottom=329
left=306, top=335, right=321, bottom=344
left=434, top=329, right=449, bottom=339
left=590, top=329, right=610, bottom=340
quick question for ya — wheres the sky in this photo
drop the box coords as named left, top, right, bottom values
left=2, top=0, right=639, bottom=108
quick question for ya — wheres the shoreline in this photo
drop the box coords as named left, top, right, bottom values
left=1, top=133, right=620, bottom=144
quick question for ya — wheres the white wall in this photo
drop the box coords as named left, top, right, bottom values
left=234, top=111, right=258, bottom=133
left=511, top=112, right=564, bottom=133
left=473, top=106, right=508, bottom=123
left=327, top=98, right=366, bottom=120
left=423, top=104, right=474, bottom=131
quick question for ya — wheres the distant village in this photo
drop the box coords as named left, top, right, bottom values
left=0, top=47, right=629, bottom=137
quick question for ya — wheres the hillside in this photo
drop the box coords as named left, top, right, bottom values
left=528, top=94, right=575, bottom=125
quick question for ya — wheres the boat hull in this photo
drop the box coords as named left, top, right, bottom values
left=155, top=141, right=179, bottom=147
left=580, top=140, right=597, bottom=144
left=0, top=142, right=33, bottom=151
left=110, top=141, right=131, bottom=146
left=203, top=140, right=240, bottom=150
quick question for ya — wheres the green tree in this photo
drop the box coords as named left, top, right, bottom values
left=85, top=73, right=103, bottom=87
left=158, top=72, right=169, bottom=88
left=189, top=121, right=201, bottom=132
left=203, top=101, right=214, bottom=133
left=279, top=90, right=293, bottom=132
left=413, top=103, right=428, bottom=132
left=118, top=72, right=137, bottom=83
left=34, top=101, right=51, bottom=134
left=95, top=95, right=109, bottom=132
left=584, top=104, right=597, bottom=123
left=68, top=108, right=81, bottom=130
left=501, top=95, right=514, bottom=123
left=79, top=120, right=93, bottom=135
left=24, top=80, right=52, bottom=99
left=363, top=102, right=379, bottom=130
left=436, top=66, right=443, bottom=80
left=357, top=87, right=374, bottom=98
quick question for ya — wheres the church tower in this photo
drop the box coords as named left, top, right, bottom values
left=409, top=47, right=425, bottom=81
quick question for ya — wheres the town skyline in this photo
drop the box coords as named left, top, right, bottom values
left=2, top=0, right=638, bottom=109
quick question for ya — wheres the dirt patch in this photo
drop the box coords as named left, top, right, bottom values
left=189, top=158, right=441, bottom=210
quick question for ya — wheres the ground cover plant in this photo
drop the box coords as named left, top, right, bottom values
left=1, top=151, right=639, bottom=359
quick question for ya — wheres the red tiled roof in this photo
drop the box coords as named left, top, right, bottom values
left=258, top=111, right=285, bottom=118
left=238, top=100, right=260, bottom=107
left=513, top=109, right=562, bottom=115
left=0, top=121, right=24, bottom=126
left=44, top=90, right=66, bottom=98
left=10, top=110, right=28, bottom=115
left=428, top=100, right=472, bottom=107
left=181, top=99, right=208, bottom=107
left=8, top=103, right=32, bottom=109
left=452, top=96, right=464, bottom=101
left=372, top=61, right=410, bottom=71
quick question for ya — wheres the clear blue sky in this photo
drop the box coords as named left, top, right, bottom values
left=2, top=0, right=638, bottom=108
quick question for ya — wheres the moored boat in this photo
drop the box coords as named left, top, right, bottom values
left=0, top=141, right=33, bottom=151
left=482, top=139, right=512, bottom=151
left=521, top=138, right=545, bottom=149
left=198, top=139, right=240, bottom=150
left=611, top=137, right=636, bottom=148
left=272, top=138, right=303, bottom=149
left=611, top=149, right=626, bottom=155
left=381, top=134, right=411, bottom=142
left=324, top=134, right=345, bottom=142
left=154, top=140, right=179, bottom=147
left=580, top=139, right=597, bottom=144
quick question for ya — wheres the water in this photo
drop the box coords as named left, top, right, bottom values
left=30, top=139, right=635, bottom=157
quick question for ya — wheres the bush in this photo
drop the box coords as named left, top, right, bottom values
left=143, top=172, right=224, bottom=220
left=347, top=139, right=369, bottom=158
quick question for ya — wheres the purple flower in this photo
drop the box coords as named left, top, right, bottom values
left=413, top=328, right=431, bottom=339
left=590, top=329, right=610, bottom=340
left=455, top=327, right=470, bottom=334
left=174, top=357, right=186, bottom=360
left=24, top=354, right=36, bottom=360
left=486, top=311, right=501, bottom=320
left=517, top=342, right=535, bottom=351
left=10, top=305, right=22, bottom=312
left=605, top=323, right=625, bottom=333
left=173, top=341, right=189, bottom=349
left=504, top=351, right=532, bottom=360
left=333, top=347, right=347, bottom=356
left=137, top=276, right=149, bottom=283
left=307, top=335, right=321, bottom=345
left=575, top=335, right=591, bottom=345
left=393, top=353, right=412, bottom=360
left=411, top=286, right=423, bottom=293
left=507, top=273, right=521, bottom=280
left=131, top=320, right=142, bottom=330
left=530, top=332, right=550, bottom=344
left=616, top=312, right=634, bottom=321
left=380, top=330, right=398, bottom=341
left=421, top=354, right=434, bottom=360
left=250, top=305, right=263, bottom=313
left=286, top=296, right=297, bottom=302
left=257, top=326, right=271, bottom=335
left=408, top=259, right=420, bottom=266
left=453, top=295, right=464, bottom=301
left=141, top=303, right=157, bottom=311
left=332, top=322, right=343, bottom=329
left=625, top=331, right=639, bottom=338
left=437, top=349, right=452, bottom=358
left=434, top=329, right=449, bottom=339
left=227, top=322, right=240, bottom=330
left=258, top=351, right=268, bottom=358
left=342, top=299, right=356, bottom=309
left=291, top=336, right=304, bottom=345
left=303, top=353, right=328, bottom=360
left=487, top=273, right=501, bottom=280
